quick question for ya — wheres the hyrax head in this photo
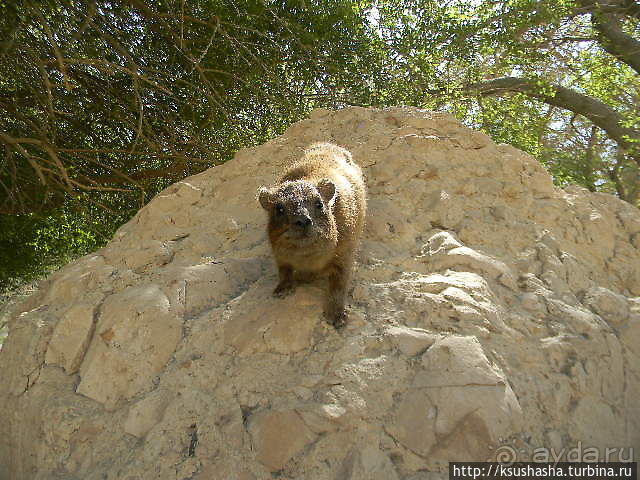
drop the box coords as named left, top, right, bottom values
left=258, top=179, right=337, bottom=245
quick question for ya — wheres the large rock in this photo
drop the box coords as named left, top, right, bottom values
left=248, top=410, right=317, bottom=472
left=1, top=107, right=639, bottom=479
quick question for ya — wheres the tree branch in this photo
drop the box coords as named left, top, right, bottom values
left=578, top=0, right=640, bottom=74
left=89, top=164, right=189, bottom=184
left=462, top=77, right=640, bottom=158
left=591, top=14, right=640, bottom=74
left=577, top=0, right=640, bottom=18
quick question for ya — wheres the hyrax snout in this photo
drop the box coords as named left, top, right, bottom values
left=257, top=143, right=367, bottom=327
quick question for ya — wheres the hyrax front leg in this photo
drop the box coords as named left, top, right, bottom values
left=273, top=264, right=295, bottom=297
left=325, top=262, right=350, bottom=328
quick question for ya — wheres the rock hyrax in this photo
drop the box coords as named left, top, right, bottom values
left=257, top=142, right=367, bottom=327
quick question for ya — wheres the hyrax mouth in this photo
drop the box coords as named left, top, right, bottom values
left=286, top=228, right=318, bottom=244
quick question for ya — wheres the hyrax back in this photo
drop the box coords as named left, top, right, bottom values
left=257, top=143, right=366, bottom=327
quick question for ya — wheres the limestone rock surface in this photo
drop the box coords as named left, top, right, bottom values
left=1, top=107, right=639, bottom=480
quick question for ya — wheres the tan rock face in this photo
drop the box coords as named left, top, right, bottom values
left=248, top=410, right=317, bottom=472
left=76, top=284, right=180, bottom=409
left=1, top=107, right=639, bottom=479
left=45, top=301, right=99, bottom=374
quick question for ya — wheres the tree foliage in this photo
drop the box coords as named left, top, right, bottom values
left=375, top=0, right=640, bottom=202
left=0, top=0, right=381, bottom=215
left=0, top=0, right=383, bottom=288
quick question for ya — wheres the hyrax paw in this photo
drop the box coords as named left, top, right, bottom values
left=272, top=283, right=294, bottom=298
left=325, top=308, right=347, bottom=329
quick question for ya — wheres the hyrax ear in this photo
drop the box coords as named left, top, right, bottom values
left=257, top=186, right=274, bottom=210
left=317, top=178, right=337, bottom=206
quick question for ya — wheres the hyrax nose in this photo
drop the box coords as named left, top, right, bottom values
left=294, top=215, right=312, bottom=228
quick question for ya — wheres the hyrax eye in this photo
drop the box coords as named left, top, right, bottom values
left=315, top=199, right=323, bottom=210
left=275, top=204, right=285, bottom=215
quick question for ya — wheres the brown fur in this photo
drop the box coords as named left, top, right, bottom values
left=257, top=143, right=367, bottom=327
